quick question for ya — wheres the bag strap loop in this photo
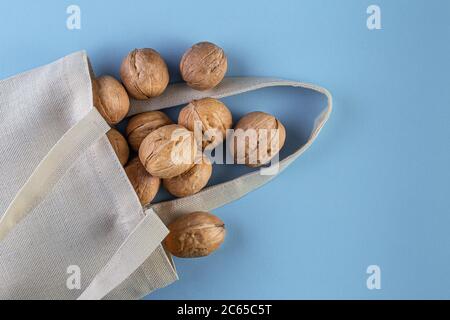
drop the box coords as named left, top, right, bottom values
left=80, top=77, right=332, bottom=300
left=131, top=77, right=333, bottom=225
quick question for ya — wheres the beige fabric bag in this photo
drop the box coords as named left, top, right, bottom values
left=0, top=51, right=332, bottom=299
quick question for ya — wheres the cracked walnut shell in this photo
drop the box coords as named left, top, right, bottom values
left=164, top=211, right=225, bottom=258
left=163, top=159, right=212, bottom=197
left=126, top=111, right=173, bottom=151
left=120, top=48, right=169, bottom=100
left=231, top=111, right=286, bottom=167
left=178, top=98, right=232, bottom=150
left=180, top=42, right=227, bottom=91
left=139, top=124, right=197, bottom=179
left=125, top=157, right=160, bottom=205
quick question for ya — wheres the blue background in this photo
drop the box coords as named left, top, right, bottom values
left=1, top=0, right=449, bottom=299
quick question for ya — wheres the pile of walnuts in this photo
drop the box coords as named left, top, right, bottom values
left=93, top=42, right=286, bottom=259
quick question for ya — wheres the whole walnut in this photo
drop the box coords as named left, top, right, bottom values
left=232, top=111, right=286, bottom=167
left=125, top=157, right=160, bottom=205
left=163, top=159, right=212, bottom=197
left=139, top=124, right=198, bottom=179
left=178, top=98, right=232, bottom=149
left=93, top=75, right=130, bottom=125
left=106, top=128, right=129, bottom=166
left=120, top=48, right=169, bottom=100
left=126, top=111, right=173, bottom=151
left=180, top=42, right=227, bottom=91
left=164, top=211, right=225, bottom=258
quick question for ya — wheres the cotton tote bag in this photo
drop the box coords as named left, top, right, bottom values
left=0, top=51, right=332, bottom=299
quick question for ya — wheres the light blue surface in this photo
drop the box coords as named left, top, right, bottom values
left=1, top=0, right=449, bottom=299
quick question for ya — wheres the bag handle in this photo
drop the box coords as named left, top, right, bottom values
left=0, top=108, right=110, bottom=241
left=77, top=208, right=170, bottom=300
left=0, top=105, right=173, bottom=300
left=0, top=77, right=331, bottom=300
left=130, top=77, right=333, bottom=225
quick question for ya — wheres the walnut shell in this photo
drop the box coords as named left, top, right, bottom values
left=106, top=128, right=129, bottom=166
left=164, top=211, right=225, bottom=258
left=139, top=124, right=197, bottom=179
left=125, top=157, right=160, bottom=205
left=120, top=48, right=169, bottom=100
left=126, top=111, right=173, bottom=151
left=93, top=76, right=130, bottom=125
left=231, top=111, right=286, bottom=167
left=178, top=98, right=232, bottom=149
left=163, top=159, right=212, bottom=197
left=180, top=42, right=227, bottom=91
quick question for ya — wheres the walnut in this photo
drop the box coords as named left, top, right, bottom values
left=163, top=159, right=212, bottom=197
left=178, top=98, right=232, bottom=150
left=124, top=157, right=160, bottom=205
left=231, top=111, right=286, bottom=167
left=106, top=128, right=129, bottom=166
left=126, top=111, right=173, bottom=151
left=139, top=124, right=197, bottom=179
left=93, top=75, right=130, bottom=125
left=180, top=42, right=227, bottom=91
left=164, top=211, right=225, bottom=258
left=120, top=48, right=169, bottom=100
